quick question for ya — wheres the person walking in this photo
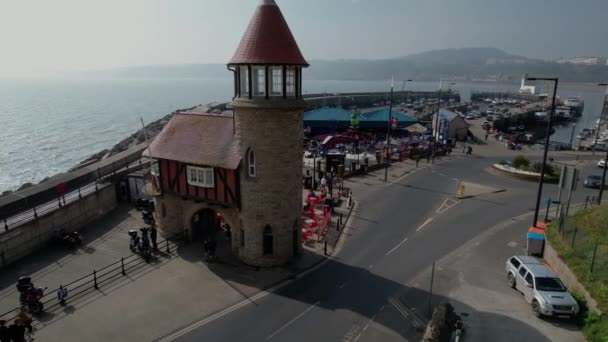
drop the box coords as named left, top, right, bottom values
left=0, top=320, right=10, bottom=342
left=320, top=174, right=327, bottom=193
left=8, top=319, right=25, bottom=342
left=150, top=225, right=158, bottom=251
left=17, top=309, right=32, bottom=335
left=57, top=285, right=68, bottom=306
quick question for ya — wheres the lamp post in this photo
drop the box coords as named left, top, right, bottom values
left=384, top=78, right=395, bottom=182
left=569, top=123, right=576, bottom=148
left=527, top=77, right=559, bottom=227
left=597, top=83, right=608, bottom=204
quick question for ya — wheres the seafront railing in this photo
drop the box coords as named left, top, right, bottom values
left=0, top=233, right=183, bottom=324
left=1, top=155, right=148, bottom=233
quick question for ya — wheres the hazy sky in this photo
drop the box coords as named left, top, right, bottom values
left=1, top=0, right=607, bottom=77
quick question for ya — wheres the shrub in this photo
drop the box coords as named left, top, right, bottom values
left=512, top=155, right=530, bottom=169
left=498, top=160, right=507, bottom=165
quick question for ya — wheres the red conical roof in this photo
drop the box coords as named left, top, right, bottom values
left=229, top=0, right=308, bottom=66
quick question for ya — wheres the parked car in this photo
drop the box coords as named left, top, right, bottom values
left=584, top=175, right=602, bottom=188
left=465, top=113, right=475, bottom=120
left=506, top=256, right=579, bottom=318
left=598, top=159, right=607, bottom=168
left=486, top=115, right=494, bottom=122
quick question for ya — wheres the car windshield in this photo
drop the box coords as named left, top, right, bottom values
left=588, top=176, right=601, bottom=180
left=535, top=277, right=567, bottom=292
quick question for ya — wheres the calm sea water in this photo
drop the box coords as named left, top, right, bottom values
left=0, top=77, right=605, bottom=192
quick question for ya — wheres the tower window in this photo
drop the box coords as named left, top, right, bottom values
left=271, top=67, right=282, bottom=96
left=240, top=66, right=249, bottom=95
left=286, top=67, right=295, bottom=96
left=247, top=149, right=256, bottom=177
left=263, top=225, right=273, bottom=255
left=254, top=67, right=265, bottom=96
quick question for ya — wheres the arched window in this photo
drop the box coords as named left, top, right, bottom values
left=263, top=225, right=273, bottom=255
left=248, top=149, right=256, bottom=177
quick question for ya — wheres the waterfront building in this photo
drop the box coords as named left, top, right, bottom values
left=144, top=0, right=307, bottom=266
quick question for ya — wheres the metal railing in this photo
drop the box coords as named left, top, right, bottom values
left=0, top=233, right=183, bottom=323
left=1, top=157, right=147, bottom=233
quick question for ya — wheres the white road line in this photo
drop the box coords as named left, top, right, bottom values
left=265, top=301, right=321, bottom=341
left=438, top=173, right=446, bottom=177
left=385, top=238, right=408, bottom=256
left=354, top=333, right=362, bottom=342
left=368, top=264, right=374, bottom=269
left=416, top=218, right=433, bottom=232
left=450, top=178, right=460, bottom=182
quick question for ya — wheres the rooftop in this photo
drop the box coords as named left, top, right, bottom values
left=143, top=112, right=241, bottom=170
left=229, top=0, right=308, bottom=66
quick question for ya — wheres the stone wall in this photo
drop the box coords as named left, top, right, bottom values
left=233, top=98, right=305, bottom=267
left=154, top=193, right=240, bottom=253
left=544, top=239, right=601, bottom=314
left=0, top=184, right=117, bottom=268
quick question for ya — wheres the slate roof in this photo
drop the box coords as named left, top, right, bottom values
left=229, top=0, right=308, bottom=66
left=143, top=112, right=241, bottom=170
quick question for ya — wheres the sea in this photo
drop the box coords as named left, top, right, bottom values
left=0, top=77, right=606, bottom=193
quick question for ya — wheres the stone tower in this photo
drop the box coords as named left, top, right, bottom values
left=227, top=0, right=308, bottom=266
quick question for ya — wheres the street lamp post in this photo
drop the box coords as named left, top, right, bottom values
left=569, top=123, right=576, bottom=148
left=384, top=78, right=395, bottom=183
left=527, top=77, right=559, bottom=227
left=597, top=83, right=608, bottom=204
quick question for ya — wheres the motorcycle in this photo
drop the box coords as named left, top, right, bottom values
left=141, top=210, right=156, bottom=225
left=16, top=277, right=47, bottom=314
left=135, top=198, right=154, bottom=212
left=129, top=229, right=152, bottom=261
left=54, top=229, right=83, bottom=249
left=128, top=230, right=140, bottom=252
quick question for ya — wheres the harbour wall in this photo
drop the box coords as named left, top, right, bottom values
left=0, top=183, right=117, bottom=268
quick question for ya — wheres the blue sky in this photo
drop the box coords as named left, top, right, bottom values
left=0, top=0, right=606, bottom=77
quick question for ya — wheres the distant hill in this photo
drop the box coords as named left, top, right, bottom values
left=86, top=48, right=608, bottom=83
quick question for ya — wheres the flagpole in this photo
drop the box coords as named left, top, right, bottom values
left=384, top=77, right=394, bottom=183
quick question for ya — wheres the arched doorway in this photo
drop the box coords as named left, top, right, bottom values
left=191, top=209, right=218, bottom=242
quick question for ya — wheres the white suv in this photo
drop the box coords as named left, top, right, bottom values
left=506, top=256, right=579, bottom=318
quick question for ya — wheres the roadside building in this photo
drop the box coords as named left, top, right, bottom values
left=144, top=0, right=307, bottom=267
left=432, top=109, right=470, bottom=142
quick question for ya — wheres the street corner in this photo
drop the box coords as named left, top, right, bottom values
left=455, top=181, right=506, bottom=199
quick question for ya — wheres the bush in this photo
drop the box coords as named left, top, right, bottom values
left=571, top=291, right=608, bottom=341
left=512, top=155, right=530, bottom=169
left=498, top=160, right=507, bottom=165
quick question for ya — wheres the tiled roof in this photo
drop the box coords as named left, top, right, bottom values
left=228, top=0, right=308, bottom=66
left=143, top=112, right=241, bottom=170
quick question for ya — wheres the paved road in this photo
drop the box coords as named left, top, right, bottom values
left=164, top=155, right=595, bottom=342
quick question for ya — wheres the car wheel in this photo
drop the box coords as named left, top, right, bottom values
left=507, top=273, right=516, bottom=288
left=532, top=300, right=542, bottom=318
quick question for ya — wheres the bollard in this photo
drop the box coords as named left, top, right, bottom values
left=33, top=207, right=38, bottom=220
left=78, top=187, right=82, bottom=199
left=166, top=239, right=170, bottom=254
left=324, top=241, right=327, bottom=255
left=3, top=218, right=7, bottom=231
left=336, top=220, right=340, bottom=232
left=121, top=257, right=126, bottom=275
left=93, top=270, right=98, bottom=289
left=95, top=181, right=99, bottom=193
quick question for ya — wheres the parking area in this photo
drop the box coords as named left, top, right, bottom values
left=398, top=210, right=584, bottom=341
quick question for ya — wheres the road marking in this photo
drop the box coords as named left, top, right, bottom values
left=368, top=264, right=374, bottom=269
left=354, top=333, right=362, bottom=342
left=450, top=178, right=460, bottom=182
left=388, top=297, right=425, bottom=328
left=266, top=301, right=320, bottom=341
left=385, top=238, right=408, bottom=256
left=338, top=282, right=348, bottom=289
left=438, top=173, right=447, bottom=177
left=436, top=198, right=460, bottom=214
left=416, top=218, right=433, bottom=232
